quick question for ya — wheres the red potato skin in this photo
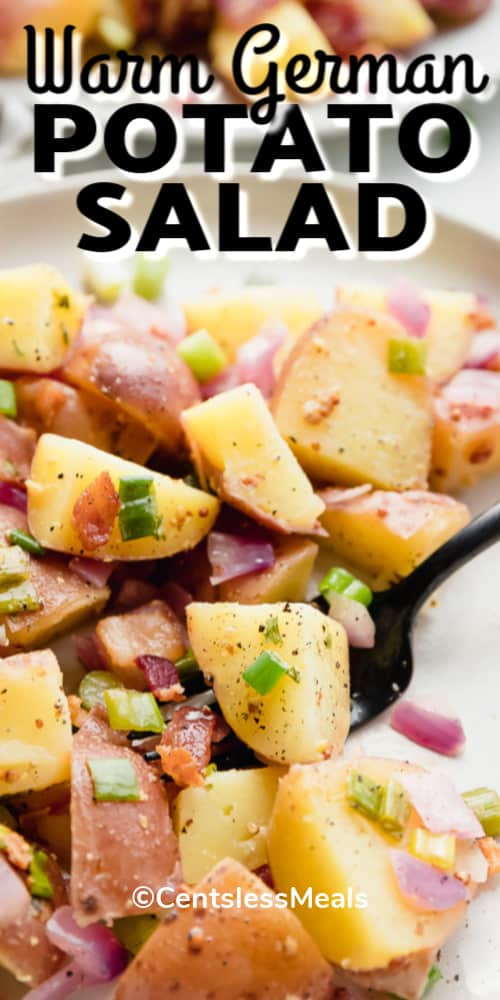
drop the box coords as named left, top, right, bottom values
left=62, top=322, right=201, bottom=457
left=115, top=859, right=335, bottom=1000
left=0, top=504, right=110, bottom=651
left=0, top=850, right=68, bottom=987
left=0, top=414, right=36, bottom=484
left=71, top=710, right=180, bottom=926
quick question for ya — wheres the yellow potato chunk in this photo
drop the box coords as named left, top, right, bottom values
left=272, top=309, right=432, bottom=490
left=184, top=286, right=323, bottom=362
left=336, top=283, right=480, bottom=383
left=0, top=649, right=72, bottom=795
left=220, top=537, right=318, bottom=603
left=115, top=858, right=334, bottom=999
left=0, top=266, right=86, bottom=372
left=431, top=370, right=500, bottom=492
left=354, top=0, right=434, bottom=49
left=27, top=434, right=219, bottom=561
left=174, top=767, right=281, bottom=883
left=319, top=486, right=470, bottom=590
left=210, top=1, right=332, bottom=106
left=268, top=758, right=466, bottom=973
left=182, top=384, right=325, bottom=534
left=187, top=601, right=349, bottom=765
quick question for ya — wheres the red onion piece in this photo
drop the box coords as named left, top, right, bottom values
left=464, top=331, right=500, bottom=370
left=215, top=0, right=279, bottom=27
left=46, top=906, right=128, bottom=981
left=390, top=850, right=467, bottom=911
left=0, top=856, right=31, bottom=929
left=24, top=961, right=92, bottom=1000
left=307, top=1, right=367, bottom=52
left=388, top=282, right=431, bottom=338
left=0, top=481, right=27, bottom=512
left=236, top=321, right=287, bottom=399
left=73, top=634, right=106, bottom=673
left=161, top=581, right=192, bottom=622
left=328, top=593, right=375, bottom=649
left=136, top=654, right=180, bottom=694
left=397, top=772, right=484, bottom=840
left=390, top=700, right=466, bottom=757
left=201, top=364, right=240, bottom=400
left=69, top=558, right=117, bottom=588
left=207, top=531, right=275, bottom=586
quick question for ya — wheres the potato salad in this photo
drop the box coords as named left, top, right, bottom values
left=0, top=259, right=498, bottom=1000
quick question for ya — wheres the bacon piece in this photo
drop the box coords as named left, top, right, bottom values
left=72, top=470, right=120, bottom=551
left=158, top=705, right=219, bottom=788
left=479, top=836, right=500, bottom=876
left=0, top=414, right=36, bottom=484
left=0, top=825, right=32, bottom=870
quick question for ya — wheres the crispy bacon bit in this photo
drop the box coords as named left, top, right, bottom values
left=158, top=705, right=218, bottom=788
left=72, top=471, right=120, bottom=551
left=479, top=836, right=500, bottom=875
left=302, top=389, right=340, bottom=425
left=68, top=694, right=90, bottom=729
left=253, top=863, right=274, bottom=889
left=0, top=826, right=32, bottom=871
left=136, top=655, right=185, bottom=703
left=469, top=444, right=494, bottom=465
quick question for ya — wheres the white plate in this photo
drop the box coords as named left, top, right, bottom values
left=0, top=173, right=499, bottom=999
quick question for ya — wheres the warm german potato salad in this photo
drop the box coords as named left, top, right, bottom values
left=0, top=259, right=499, bottom=1000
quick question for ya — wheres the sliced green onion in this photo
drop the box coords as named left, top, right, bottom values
left=79, top=670, right=124, bottom=711
left=347, top=771, right=383, bottom=821
left=133, top=254, right=169, bottom=302
left=319, top=566, right=373, bottom=608
left=0, top=545, right=30, bottom=586
left=0, top=380, right=17, bottom=418
left=463, top=787, right=500, bottom=837
left=388, top=338, right=427, bottom=375
left=0, top=580, right=41, bottom=615
left=378, top=778, right=410, bottom=837
left=7, top=530, right=46, bottom=557
left=82, top=258, right=128, bottom=305
left=87, top=757, right=141, bottom=803
left=175, top=650, right=199, bottom=680
left=423, top=965, right=443, bottom=997
left=118, top=477, right=162, bottom=542
left=409, top=828, right=456, bottom=872
left=98, top=14, right=134, bottom=50
left=177, top=330, right=228, bottom=383
left=29, top=850, right=54, bottom=899
left=104, top=688, right=164, bottom=734
left=242, top=650, right=299, bottom=696
left=114, top=915, right=159, bottom=956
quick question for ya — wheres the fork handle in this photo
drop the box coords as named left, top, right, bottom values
left=399, top=500, right=500, bottom=616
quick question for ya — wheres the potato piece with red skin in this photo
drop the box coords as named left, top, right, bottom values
left=431, top=370, right=500, bottom=492
left=0, top=505, right=109, bottom=652
left=16, top=377, right=156, bottom=465
left=115, top=858, right=335, bottom=1000
left=71, top=710, right=179, bottom=925
left=0, top=416, right=36, bottom=484
left=95, top=599, right=186, bottom=689
left=0, top=850, right=67, bottom=987
left=318, top=486, right=470, bottom=590
left=62, top=321, right=200, bottom=458
left=219, top=537, right=318, bottom=603
left=272, top=310, right=432, bottom=491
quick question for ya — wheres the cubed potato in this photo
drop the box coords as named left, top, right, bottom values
left=272, top=309, right=433, bottom=490
left=27, top=434, right=219, bottom=560
left=174, top=767, right=281, bottom=883
left=219, top=537, right=318, bottom=603
left=96, top=599, right=186, bottom=689
left=0, top=1, right=100, bottom=73
left=182, top=384, right=325, bottom=534
left=336, top=284, right=480, bottom=383
left=268, top=758, right=466, bottom=973
left=16, top=377, right=156, bottom=465
left=0, top=504, right=109, bottom=651
left=0, top=649, right=72, bottom=796
left=187, top=601, right=350, bottom=765
left=115, top=858, right=335, bottom=1000
left=0, top=416, right=36, bottom=484
left=431, top=370, right=500, bottom=492
left=0, top=266, right=86, bottom=372
left=318, top=486, right=470, bottom=590
left=62, top=319, right=200, bottom=457
left=353, top=0, right=434, bottom=48
left=183, top=286, right=323, bottom=362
